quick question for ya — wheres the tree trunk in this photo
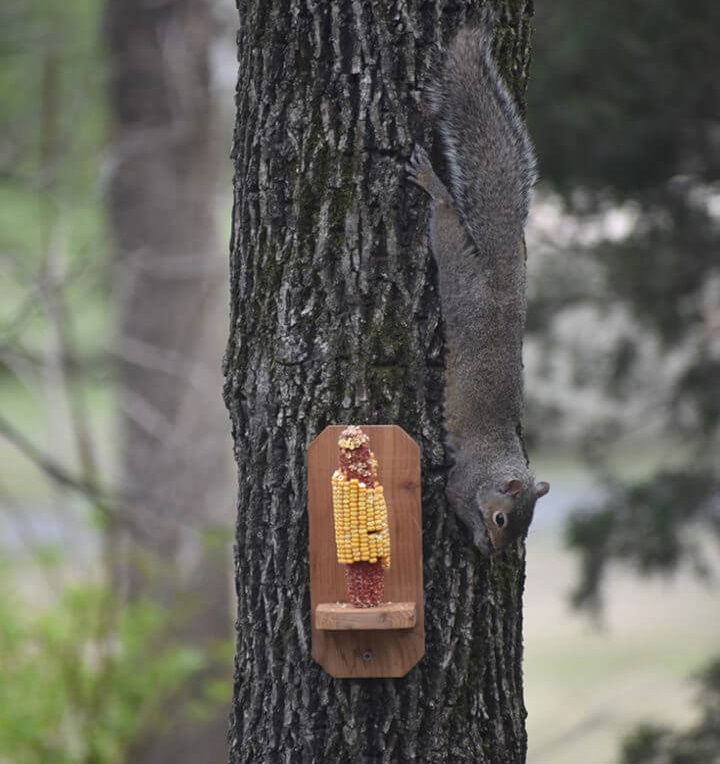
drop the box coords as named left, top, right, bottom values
left=225, top=1, right=534, bottom=761
left=105, top=1, right=232, bottom=762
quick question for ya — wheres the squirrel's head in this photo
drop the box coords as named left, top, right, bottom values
left=479, top=477, right=550, bottom=552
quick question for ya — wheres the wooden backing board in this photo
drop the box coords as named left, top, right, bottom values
left=308, top=425, right=424, bottom=678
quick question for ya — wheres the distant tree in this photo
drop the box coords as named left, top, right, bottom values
left=530, top=0, right=720, bottom=196
left=104, top=0, right=232, bottom=761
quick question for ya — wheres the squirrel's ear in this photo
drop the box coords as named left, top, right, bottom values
left=504, top=478, right=524, bottom=495
left=535, top=481, right=550, bottom=498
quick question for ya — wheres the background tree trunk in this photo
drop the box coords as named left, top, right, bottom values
left=105, top=1, right=232, bottom=762
left=225, top=1, right=534, bottom=761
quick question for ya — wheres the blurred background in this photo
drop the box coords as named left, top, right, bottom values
left=1, top=1, right=237, bottom=762
left=0, top=1, right=718, bottom=763
left=523, top=2, right=720, bottom=762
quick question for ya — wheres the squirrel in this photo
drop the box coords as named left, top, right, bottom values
left=407, top=13, right=549, bottom=556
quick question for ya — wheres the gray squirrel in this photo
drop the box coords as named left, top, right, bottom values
left=408, top=15, right=549, bottom=556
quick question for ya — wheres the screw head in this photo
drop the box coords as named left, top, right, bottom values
left=361, top=650, right=373, bottom=662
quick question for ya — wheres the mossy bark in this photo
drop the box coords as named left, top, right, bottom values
left=225, top=1, right=535, bottom=761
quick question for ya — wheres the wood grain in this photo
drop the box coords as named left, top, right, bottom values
left=316, top=602, right=416, bottom=631
left=308, top=425, right=424, bottom=678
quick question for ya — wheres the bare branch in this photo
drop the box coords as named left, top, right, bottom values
left=0, top=413, right=113, bottom=506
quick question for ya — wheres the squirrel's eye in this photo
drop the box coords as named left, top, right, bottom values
left=493, top=511, right=506, bottom=528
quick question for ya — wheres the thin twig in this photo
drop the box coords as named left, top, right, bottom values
left=0, top=413, right=112, bottom=502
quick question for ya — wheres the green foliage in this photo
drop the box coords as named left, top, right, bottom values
left=621, top=724, right=671, bottom=764
left=566, top=469, right=720, bottom=612
left=529, top=0, right=720, bottom=197
left=595, top=187, right=720, bottom=356
left=0, top=0, right=109, bottom=368
left=620, top=658, right=720, bottom=764
left=0, top=0, right=106, bottom=193
left=0, top=574, right=223, bottom=764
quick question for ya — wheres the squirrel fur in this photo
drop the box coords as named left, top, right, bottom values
left=408, top=14, right=549, bottom=556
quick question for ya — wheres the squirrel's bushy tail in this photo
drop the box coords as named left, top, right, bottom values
left=428, top=12, right=537, bottom=254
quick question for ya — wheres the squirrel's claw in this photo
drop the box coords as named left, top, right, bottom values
left=406, top=145, right=432, bottom=186
left=407, top=144, right=449, bottom=201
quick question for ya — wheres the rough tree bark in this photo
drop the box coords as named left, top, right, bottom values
left=105, top=1, right=232, bottom=762
left=225, top=1, right=534, bottom=761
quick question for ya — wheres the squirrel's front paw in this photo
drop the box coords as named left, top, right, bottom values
left=453, top=501, right=492, bottom=557
left=447, top=475, right=492, bottom=557
left=407, top=145, right=452, bottom=203
left=406, top=145, right=434, bottom=192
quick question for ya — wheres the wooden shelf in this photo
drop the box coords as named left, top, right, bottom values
left=315, top=602, right=416, bottom=631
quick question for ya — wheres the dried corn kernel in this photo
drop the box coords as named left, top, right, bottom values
left=332, top=478, right=391, bottom=568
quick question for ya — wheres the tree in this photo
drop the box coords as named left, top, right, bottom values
left=225, top=1, right=536, bottom=760
left=104, top=1, right=232, bottom=761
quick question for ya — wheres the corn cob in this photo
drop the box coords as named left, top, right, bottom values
left=331, top=473, right=391, bottom=568
left=331, top=426, right=391, bottom=606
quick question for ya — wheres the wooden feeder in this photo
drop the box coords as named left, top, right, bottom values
left=308, top=425, right=424, bottom=678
